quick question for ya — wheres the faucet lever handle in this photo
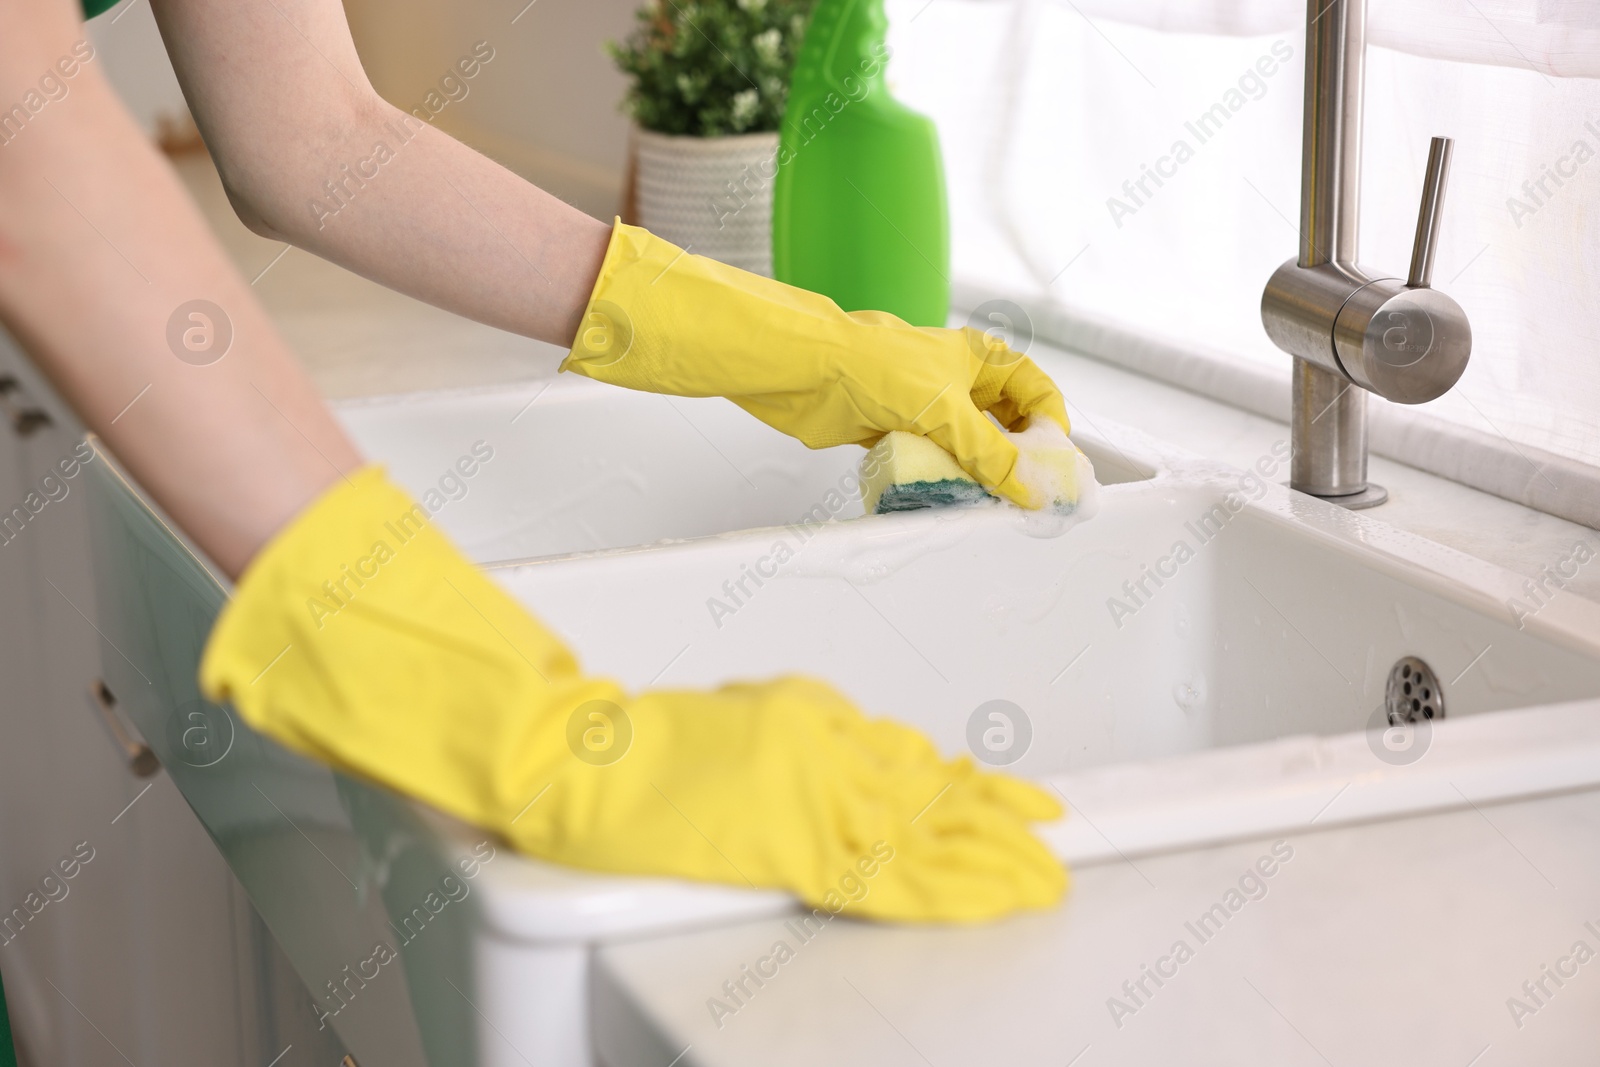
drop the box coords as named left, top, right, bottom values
left=1408, top=136, right=1454, bottom=289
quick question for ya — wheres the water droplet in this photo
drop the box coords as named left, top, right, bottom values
left=1174, top=679, right=1206, bottom=713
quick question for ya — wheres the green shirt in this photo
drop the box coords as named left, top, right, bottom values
left=82, top=0, right=120, bottom=18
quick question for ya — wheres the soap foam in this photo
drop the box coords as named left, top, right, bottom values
left=1011, top=447, right=1101, bottom=540
left=852, top=419, right=1102, bottom=544
left=1009, top=419, right=1082, bottom=507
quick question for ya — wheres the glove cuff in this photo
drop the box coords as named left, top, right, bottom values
left=200, top=466, right=595, bottom=826
left=558, top=219, right=848, bottom=400
left=201, top=466, right=403, bottom=710
left=559, top=219, right=665, bottom=382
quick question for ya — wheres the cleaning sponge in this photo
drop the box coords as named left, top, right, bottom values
left=861, top=421, right=1087, bottom=514
left=861, top=431, right=993, bottom=514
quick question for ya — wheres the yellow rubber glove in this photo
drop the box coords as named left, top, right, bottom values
left=200, top=469, right=1067, bottom=922
left=562, top=221, right=1071, bottom=509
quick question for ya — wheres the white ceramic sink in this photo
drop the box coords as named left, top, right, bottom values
left=87, top=374, right=1600, bottom=1067
left=340, top=375, right=1600, bottom=790
left=334, top=375, right=1153, bottom=563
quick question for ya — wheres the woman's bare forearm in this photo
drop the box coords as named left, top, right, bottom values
left=0, top=1, right=360, bottom=577
left=149, top=0, right=612, bottom=349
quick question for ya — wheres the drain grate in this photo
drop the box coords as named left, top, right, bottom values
left=1386, top=656, right=1444, bottom=725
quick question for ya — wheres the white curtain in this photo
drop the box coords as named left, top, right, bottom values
left=1071, top=0, right=1600, bottom=76
left=887, top=0, right=1600, bottom=513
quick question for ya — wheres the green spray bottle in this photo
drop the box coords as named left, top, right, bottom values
left=772, top=0, right=949, bottom=326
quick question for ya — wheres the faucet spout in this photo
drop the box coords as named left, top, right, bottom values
left=1260, top=0, right=1472, bottom=508
left=1300, top=0, right=1364, bottom=271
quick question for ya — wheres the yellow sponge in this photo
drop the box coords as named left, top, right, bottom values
left=861, top=423, right=1083, bottom=514
left=861, top=431, right=991, bottom=514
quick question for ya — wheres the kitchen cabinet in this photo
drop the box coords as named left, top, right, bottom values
left=0, top=333, right=345, bottom=1066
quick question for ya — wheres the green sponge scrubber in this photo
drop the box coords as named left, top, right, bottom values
left=860, top=423, right=1086, bottom=515
left=861, top=431, right=994, bottom=513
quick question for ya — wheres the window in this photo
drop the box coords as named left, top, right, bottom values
left=889, top=0, right=1600, bottom=522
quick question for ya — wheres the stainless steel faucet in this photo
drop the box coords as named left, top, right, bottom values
left=1260, top=0, right=1471, bottom=508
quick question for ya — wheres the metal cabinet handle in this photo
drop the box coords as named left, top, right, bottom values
left=89, top=680, right=160, bottom=778
left=0, top=375, right=52, bottom=437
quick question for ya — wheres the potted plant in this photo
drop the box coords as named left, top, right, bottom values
left=608, top=0, right=813, bottom=275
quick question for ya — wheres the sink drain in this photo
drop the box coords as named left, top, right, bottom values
left=1386, top=656, right=1444, bottom=725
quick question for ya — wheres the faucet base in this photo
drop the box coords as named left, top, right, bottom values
left=1290, top=358, right=1373, bottom=498
left=1297, top=482, right=1389, bottom=510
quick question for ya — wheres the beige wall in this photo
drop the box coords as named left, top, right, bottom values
left=88, top=0, right=638, bottom=219
left=85, top=0, right=190, bottom=141
left=345, top=0, right=638, bottom=219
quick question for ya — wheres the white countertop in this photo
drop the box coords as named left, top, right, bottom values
left=594, top=786, right=1600, bottom=1066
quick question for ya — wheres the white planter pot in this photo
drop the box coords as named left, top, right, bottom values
left=633, top=128, right=780, bottom=276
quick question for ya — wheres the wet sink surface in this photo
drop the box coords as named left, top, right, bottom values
left=339, top=380, right=1600, bottom=769
left=334, top=376, right=1153, bottom=564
